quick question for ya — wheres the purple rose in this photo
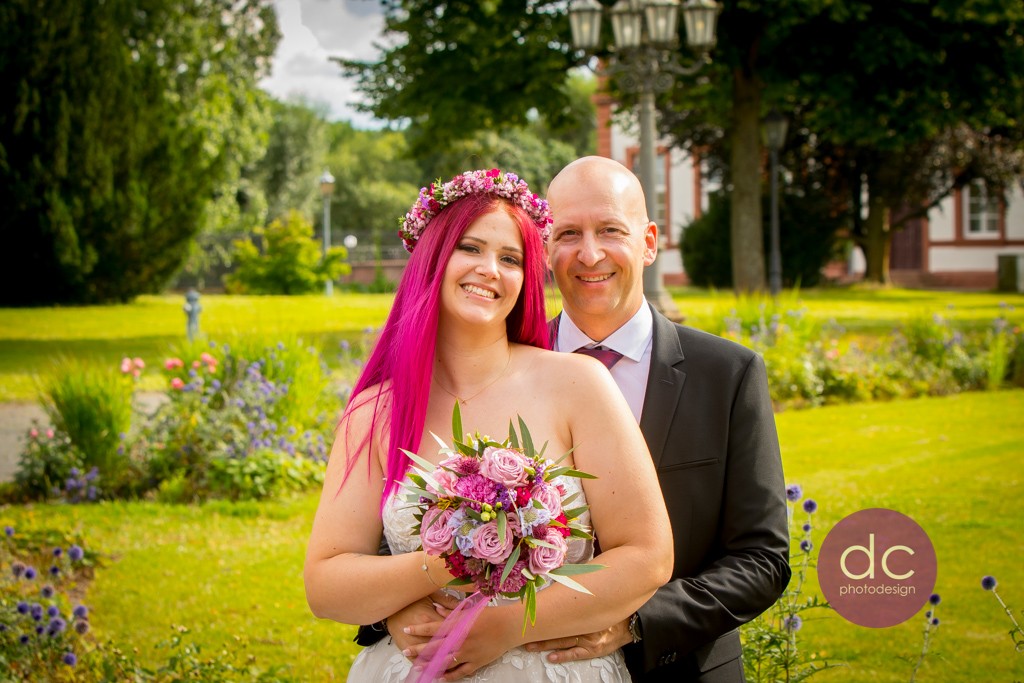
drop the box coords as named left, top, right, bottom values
left=480, top=448, right=530, bottom=488
left=532, top=482, right=563, bottom=517
left=528, top=527, right=568, bottom=576
left=471, top=521, right=513, bottom=564
left=420, top=507, right=456, bottom=555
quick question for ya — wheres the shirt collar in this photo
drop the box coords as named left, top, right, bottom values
left=557, top=303, right=653, bottom=363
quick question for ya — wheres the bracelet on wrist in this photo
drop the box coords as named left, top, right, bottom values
left=421, top=553, right=443, bottom=588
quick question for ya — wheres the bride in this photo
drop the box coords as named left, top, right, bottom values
left=304, top=169, right=672, bottom=682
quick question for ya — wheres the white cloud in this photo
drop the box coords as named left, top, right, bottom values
left=259, top=0, right=387, bottom=128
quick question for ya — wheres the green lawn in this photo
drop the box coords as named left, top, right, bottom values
left=2, top=288, right=1022, bottom=401
left=3, top=390, right=1021, bottom=681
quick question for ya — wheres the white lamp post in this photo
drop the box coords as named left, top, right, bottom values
left=569, top=0, right=721, bottom=319
left=319, top=169, right=336, bottom=296
left=762, top=109, right=788, bottom=297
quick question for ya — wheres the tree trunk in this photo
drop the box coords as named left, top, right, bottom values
left=862, top=190, right=891, bottom=284
left=729, top=68, right=766, bottom=293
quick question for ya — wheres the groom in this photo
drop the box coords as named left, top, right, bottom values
left=357, top=156, right=791, bottom=681
left=528, top=156, right=790, bottom=681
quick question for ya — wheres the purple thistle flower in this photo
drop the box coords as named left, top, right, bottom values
left=0, top=624, right=6, bottom=633
left=925, top=610, right=932, bottom=618
left=68, top=545, right=84, bottom=562
left=73, top=605, right=88, bottom=619
left=802, top=522, right=812, bottom=533
left=982, top=575, right=997, bottom=590
left=785, top=484, right=802, bottom=502
left=30, top=604, right=43, bottom=621
left=931, top=618, right=940, bottom=626
left=74, top=620, right=90, bottom=635
left=48, top=616, right=67, bottom=635
left=929, top=593, right=941, bottom=605
left=49, top=565, right=59, bottom=576
left=4, top=526, right=12, bottom=537
left=803, top=499, right=818, bottom=514
left=800, top=539, right=813, bottom=553
left=63, top=652, right=77, bottom=666
left=41, top=585, right=54, bottom=599
left=17, top=601, right=29, bottom=614
left=47, top=605, right=59, bottom=618
left=24, top=566, right=37, bottom=580
left=19, top=634, right=29, bottom=645
left=783, top=614, right=803, bottom=632
left=53, top=547, right=63, bottom=557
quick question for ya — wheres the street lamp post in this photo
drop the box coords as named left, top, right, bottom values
left=762, top=109, right=788, bottom=297
left=319, top=169, right=336, bottom=296
left=569, top=0, right=721, bottom=320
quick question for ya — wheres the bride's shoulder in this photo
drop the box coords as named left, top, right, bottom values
left=518, top=346, right=612, bottom=384
left=342, top=381, right=393, bottom=425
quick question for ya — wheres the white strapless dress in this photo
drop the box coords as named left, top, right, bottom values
left=347, top=477, right=632, bottom=682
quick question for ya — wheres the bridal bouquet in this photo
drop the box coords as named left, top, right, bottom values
left=401, top=404, right=603, bottom=633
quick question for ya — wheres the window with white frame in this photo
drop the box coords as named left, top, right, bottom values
left=966, top=180, right=1001, bottom=236
left=630, top=152, right=667, bottom=228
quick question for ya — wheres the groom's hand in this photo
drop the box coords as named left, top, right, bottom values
left=387, top=594, right=457, bottom=656
left=524, top=618, right=632, bottom=664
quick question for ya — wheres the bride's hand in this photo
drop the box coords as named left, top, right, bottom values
left=401, top=604, right=520, bottom=681
left=523, top=618, right=631, bottom=664
left=388, top=594, right=458, bottom=656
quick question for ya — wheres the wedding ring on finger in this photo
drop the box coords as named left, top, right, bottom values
left=574, top=637, right=579, bottom=647
left=452, top=654, right=459, bottom=666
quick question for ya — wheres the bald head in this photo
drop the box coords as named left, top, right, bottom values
left=548, top=156, right=649, bottom=227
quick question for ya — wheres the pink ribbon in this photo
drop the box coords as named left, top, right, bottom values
left=405, top=591, right=489, bottom=683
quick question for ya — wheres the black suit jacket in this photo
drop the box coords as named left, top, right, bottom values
left=620, top=307, right=790, bottom=681
left=355, top=307, right=791, bottom=681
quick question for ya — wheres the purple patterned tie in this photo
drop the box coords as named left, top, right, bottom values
left=574, top=346, right=624, bottom=370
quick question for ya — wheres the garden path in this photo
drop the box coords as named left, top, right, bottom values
left=0, top=393, right=166, bottom=483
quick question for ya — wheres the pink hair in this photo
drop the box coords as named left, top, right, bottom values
left=339, top=192, right=549, bottom=510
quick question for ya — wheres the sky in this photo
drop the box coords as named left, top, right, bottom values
left=259, top=0, right=387, bottom=129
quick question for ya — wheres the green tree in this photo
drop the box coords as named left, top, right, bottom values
left=225, top=210, right=349, bottom=295
left=0, top=0, right=279, bottom=304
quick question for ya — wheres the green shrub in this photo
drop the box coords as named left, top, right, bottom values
left=36, top=359, right=135, bottom=494
left=225, top=211, right=350, bottom=295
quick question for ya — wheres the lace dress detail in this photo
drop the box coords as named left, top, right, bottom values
left=347, top=477, right=631, bottom=682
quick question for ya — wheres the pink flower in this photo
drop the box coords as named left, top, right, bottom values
left=490, top=559, right=529, bottom=594
left=29, top=429, right=38, bottom=439
left=132, top=357, right=145, bottom=370
left=471, top=520, right=513, bottom=564
left=432, top=469, right=460, bottom=496
left=479, top=447, right=530, bottom=488
left=440, top=456, right=479, bottom=475
left=192, top=360, right=201, bottom=369
left=486, top=168, right=501, bottom=178
left=528, top=527, right=568, bottom=576
left=420, top=507, right=456, bottom=555
left=170, top=378, right=185, bottom=390
left=46, top=429, right=54, bottom=439
left=120, top=357, right=132, bottom=374
left=199, top=352, right=216, bottom=365
left=532, top=482, right=563, bottom=517
left=164, top=358, right=184, bottom=370
left=454, top=474, right=499, bottom=507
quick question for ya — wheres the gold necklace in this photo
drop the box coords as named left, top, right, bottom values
left=433, top=347, right=513, bottom=405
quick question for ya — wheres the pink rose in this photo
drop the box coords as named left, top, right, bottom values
left=528, top=527, right=568, bottom=576
left=46, top=429, right=54, bottom=439
left=170, top=378, right=185, bottom=390
left=200, top=352, right=216, bottom=365
left=420, top=507, right=456, bottom=555
left=120, top=357, right=132, bottom=374
left=532, top=482, right=563, bottom=517
left=480, top=447, right=530, bottom=488
left=164, top=358, right=184, bottom=370
left=431, top=469, right=459, bottom=495
left=471, top=520, right=513, bottom=564
left=29, top=429, right=38, bottom=439
left=132, top=357, right=145, bottom=369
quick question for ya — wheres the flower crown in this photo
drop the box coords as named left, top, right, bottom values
left=399, top=168, right=553, bottom=253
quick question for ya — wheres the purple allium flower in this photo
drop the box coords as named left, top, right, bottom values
left=73, top=605, right=88, bottom=619
left=802, top=499, right=818, bottom=514
left=929, top=593, right=941, bottom=605
left=24, top=566, right=37, bottom=580
left=785, top=484, right=802, bottom=502
left=63, top=652, right=77, bottom=666
left=47, top=605, right=59, bottom=618
left=35, top=625, right=44, bottom=634
left=53, top=547, right=63, bottom=557
left=19, top=634, right=29, bottom=645
left=4, top=526, right=12, bottom=537
left=800, top=539, right=813, bottom=553
left=48, top=616, right=67, bottom=635
left=74, top=620, right=90, bottom=635
left=931, top=618, right=940, bottom=626
left=49, top=566, right=59, bottom=576
left=783, top=614, right=803, bottom=632
left=68, top=545, right=84, bottom=562
left=982, top=575, right=997, bottom=590
left=802, top=522, right=812, bottom=533
left=0, top=624, right=6, bottom=633
left=925, top=610, right=932, bottom=618
left=30, top=604, right=43, bottom=621
left=41, top=585, right=54, bottom=599
left=17, top=601, right=29, bottom=614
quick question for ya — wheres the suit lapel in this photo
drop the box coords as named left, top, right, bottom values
left=639, top=306, right=687, bottom=468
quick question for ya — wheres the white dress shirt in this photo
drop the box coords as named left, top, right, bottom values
left=554, top=305, right=654, bottom=423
